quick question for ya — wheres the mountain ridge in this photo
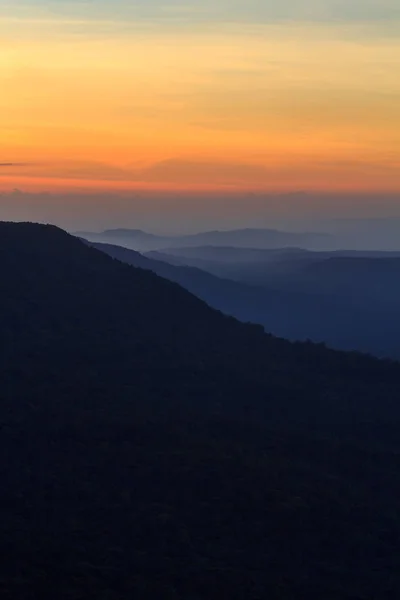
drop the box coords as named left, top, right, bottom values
left=75, top=226, right=331, bottom=251
left=2, top=221, right=400, bottom=598
left=91, top=240, right=400, bottom=357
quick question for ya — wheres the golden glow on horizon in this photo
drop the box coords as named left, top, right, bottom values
left=1, top=18, right=399, bottom=193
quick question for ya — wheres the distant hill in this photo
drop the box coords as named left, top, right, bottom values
left=149, top=245, right=400, bottom=294
left=92, top=241, right=400, bottom=357
left=144, top=246, right=400, bottom=357
left=2, top=221, right=400, bottom=598
left=147, top=245, right=400, bottom=278
left=176, top=228, right=330, bottom=250
left=76, top=227, right=331, bottom=252
left=150, top=245, right=312, bottom=264
left=75, top=227, right=170, bottom=250
left=146, top=246, right=318, bottom=283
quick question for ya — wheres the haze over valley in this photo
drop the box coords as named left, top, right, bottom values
left=73, top=223, right=400, bottom=359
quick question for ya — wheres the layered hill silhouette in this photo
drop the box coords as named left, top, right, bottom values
left=92, top=241, right=400, bottom=357
left=144, top=245, right=400, bottom=358
left=76, top=226, right=330, bottom=252
left=146, top=245, right=400, bottom=285
left=2, top=221, right=400, bottom=598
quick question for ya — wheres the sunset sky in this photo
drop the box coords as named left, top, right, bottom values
left=1, top=0, right=399, bottom=228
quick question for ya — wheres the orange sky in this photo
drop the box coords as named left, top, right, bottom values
left=1, top=5, right=399, bottom=195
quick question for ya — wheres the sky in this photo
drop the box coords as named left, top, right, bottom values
left=0, top=0, right=399, bottom=229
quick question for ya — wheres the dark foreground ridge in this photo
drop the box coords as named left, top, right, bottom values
left=90, top=240, right=400, bottom=358
left=1, top=221, right=400, bottom=599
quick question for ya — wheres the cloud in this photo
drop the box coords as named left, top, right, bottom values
left=2, top=157, right=399, bottom=190
left=0, top=162, right=30, bottom=167
left=51, top=161, right=133, bottom=181
left=4, top=0, right=400, bottom=26
left=0, top=161, right=129, bottom=180
left=126, top=157, right=400, bottom=185
left=132, top=159, right=273, bottom=184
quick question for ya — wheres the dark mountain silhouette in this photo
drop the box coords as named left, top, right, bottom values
left=76, top=227, right=331, bottom=252
left=92, top=241, right=400, bottom=357
left=2, top=221, right=400, bottom=598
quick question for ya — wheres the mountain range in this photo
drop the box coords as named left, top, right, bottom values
left=87, top=241, right=400, bottom=358
left=2, top=221, right=400, bottom=598
left=146, top=245, right=400, bottom=283
left=76, top=227, right=331, bottom=252
left=152, top=246, right=400, bottom=316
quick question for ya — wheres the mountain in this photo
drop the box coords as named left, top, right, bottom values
left=175, top=228, right=330, bottom=250
left=2, top=221, right=400, bottom=598
left=92, top=241, right=400, bottom=357
left=89, top=242, right=324, bottom=332
left=144, top=246, right=400, bottom=357
left=75, top=227, right=170, bottom=251
left=146, top=245, right=400, bottom=283
left=146, top=246, right=318, bottom=283
left=76, top=227, right=331, bottom=252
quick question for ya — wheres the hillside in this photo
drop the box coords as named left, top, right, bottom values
left=145, top=246, right=400, bottom=357
left=2, top=222, right=400, bottom=598
left=93, top=241, right=396, bottom=357
left=89, top=241, right=337, bottom=341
